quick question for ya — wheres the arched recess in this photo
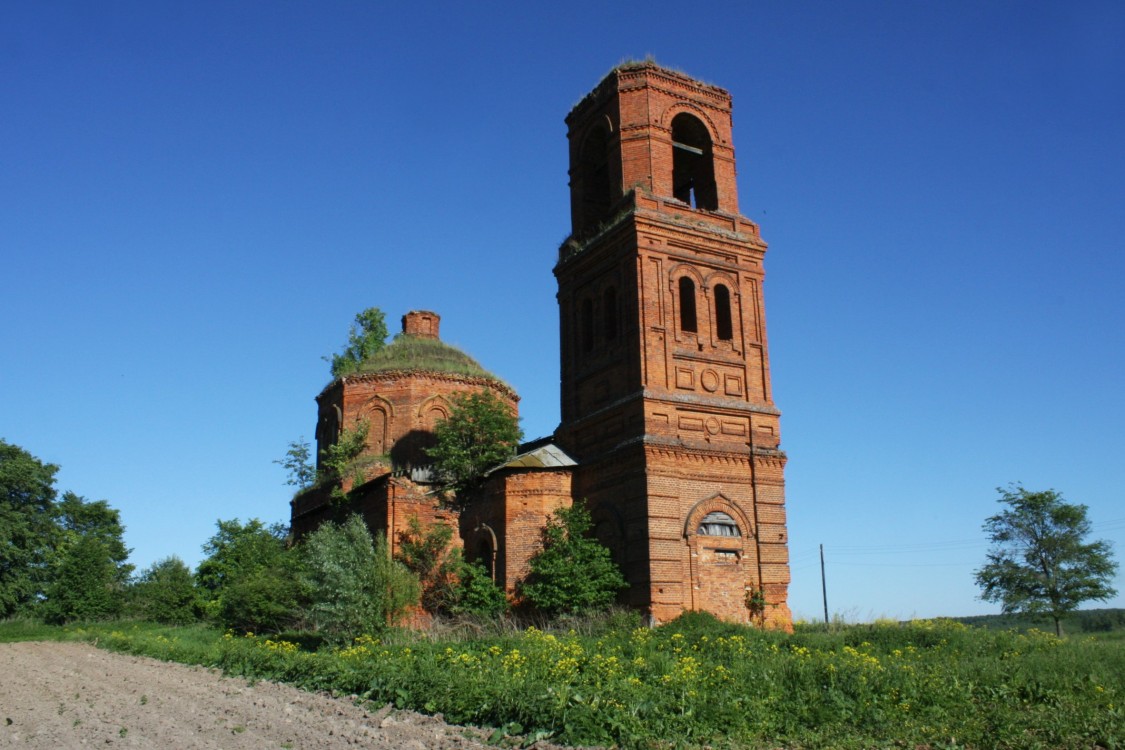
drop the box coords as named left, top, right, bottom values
left=418, top=395, right=451, bottom=431
left=684, top=494, right=756, bottom=618
left=713, top=284, right=733, bottom=342
left=703, top=269, right=739, bottom=345
left=670, top=112, right=717, bottom=210
left=472, top=523, right=499, bottom=582
left=315, top=403, right=343, bottom=467
left=575, top=121, right=613, bottom=235
left=602, top=286, right=618, bottom=341
left=678, top=277, right=698, bottom=333
left=580, top=297, right=595, bottom=353
left=591, top=502, right=626, bottom=569
left=670, top=265, right=704, bottom=337
left=363, top=395, right=394, bottom=456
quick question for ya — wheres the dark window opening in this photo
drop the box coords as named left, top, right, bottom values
left=678, top=276, right=698, bottom=333
left=698, top=511, right=741, bottom=537
left=577, top=126, right=612, bottom=234
left=671, top=113, right=717, bottom=210
left=714, top=284, right=733, bottom=341
left=476, top=540, right=496, bottom=582
left=603, top=286, right=617, bottom=341
left=581, top=298, right=595, bottom=353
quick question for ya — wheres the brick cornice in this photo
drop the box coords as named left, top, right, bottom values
left=317, top=370, right=518, bottom=402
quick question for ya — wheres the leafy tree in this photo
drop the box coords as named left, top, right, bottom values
left=427, top=390, right=522, bottom=499
left=54, top=492, right=133, bottom=585
left=218, top=552, right=306, bottom=634
left=301, top=515, right=419, bottom=642
left=40, top=492, right=133, bottom=623
left=975, top=485, right=1118, bottom=636
left=275, top=438, right=316, bottom=490
left=0, top=439, right=60, bottom=616
left=131, top=556, right=200, bottom=625
left=196, top=518, right=289, bottom=619
left=327, top=307, right=388, bottom=378
left=42, top=535, right=122, bottom=623
left=521, top=504, right=627, bottom=617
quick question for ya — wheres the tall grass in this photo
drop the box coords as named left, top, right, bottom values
left=3, top=616, right=1122, bottom=749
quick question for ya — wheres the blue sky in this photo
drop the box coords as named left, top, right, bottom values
left=3, top=1, right=1123, bottom=621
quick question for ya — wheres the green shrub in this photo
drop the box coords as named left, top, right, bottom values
left=449, top=561, right=509, bottom=619
left=42, top=536, right=123, bottom=624
left=218, top=559, right=305, bottom=634
left=130, top=556, right=200, bottom=626
left=520, top=504, right=627, bottom=617
left=300, top=515, right=419, bottom=642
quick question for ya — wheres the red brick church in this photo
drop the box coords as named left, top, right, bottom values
left=291, top=62, right=792, bottom=628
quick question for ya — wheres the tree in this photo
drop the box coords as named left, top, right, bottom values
left=275, top=438, right=316, bottom=490
left=520, top=504, right=627, bottom=617
left=300, top=515, right=419, bottom=642
left=131, top=556, right=200, bottom=625
left=975, top=485, right=1118, bottom=636
left=196, top=518, right=289, bottom=619
left=218, top=552, right=305, bottom=634
left=327, top=307, right=388, bottom=378
left=427, top=390, right=522, bottom=500
left=42, top=535, right=122, bottom=623
left=54, top=492, right=133, bottom=586
left=0, top=439, right=59, bottom=616
left=40, top=492, right=133, bottom=624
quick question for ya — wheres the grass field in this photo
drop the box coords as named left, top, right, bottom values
left=4, top=614, right=1122, bottom=749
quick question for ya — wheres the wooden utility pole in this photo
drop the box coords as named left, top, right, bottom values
left=820, top=544, right=829, bottom=625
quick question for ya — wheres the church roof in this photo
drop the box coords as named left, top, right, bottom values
left=485, top=438, right=576, bottom=476
left=351, top=333, right=499, bottom=381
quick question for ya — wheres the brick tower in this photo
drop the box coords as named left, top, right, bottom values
left=554, top=62, right=791, bottom=627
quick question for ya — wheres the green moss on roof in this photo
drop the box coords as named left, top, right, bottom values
left=349, top=334, right=498, bottom=381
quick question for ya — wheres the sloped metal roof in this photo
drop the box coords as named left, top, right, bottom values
left=486, top=440, right=577, bottom=475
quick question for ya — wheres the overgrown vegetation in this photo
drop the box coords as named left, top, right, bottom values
left=520, top=505, right=628, bottom=616
left=352, top=333, right=500, bottom=380
left=426, top=390, right=522, bottom=499
left=301, top=516, right=419, bottom=643
left=326, top=306, right=389, bottom=378
left=8, top=615, right=1123, bottom=749
left=396, top=516, right=509, bottom=618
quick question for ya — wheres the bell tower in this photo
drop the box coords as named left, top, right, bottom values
left=555, top=62, right=791, bottom=627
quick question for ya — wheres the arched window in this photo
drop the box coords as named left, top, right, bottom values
left=603, top=286, right=617, bottom=341
left=678, top=276, right=698, bottom=333
left=698, top=511, right=740, bottom=537
left=714, top=284, right=733, bottom=341
left=581, top=297, right=595, bottom=353
left=577, top=125, right=612, bottom=234
left=671, top=113, right=717, bottom=210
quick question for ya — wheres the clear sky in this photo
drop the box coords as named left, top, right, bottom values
left=3, top=1, right=1123, bottom=622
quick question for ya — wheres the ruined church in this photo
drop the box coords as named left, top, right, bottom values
left=291, top=62, right=792, bottom=628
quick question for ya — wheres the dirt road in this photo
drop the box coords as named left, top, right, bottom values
left=0, top=641, right=502, bottom=749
